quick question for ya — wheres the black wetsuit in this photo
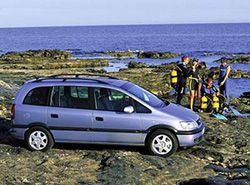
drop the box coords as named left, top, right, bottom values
left=189, top=68, right=200, bottom=91
left=176, top=63, right=191, bottom=104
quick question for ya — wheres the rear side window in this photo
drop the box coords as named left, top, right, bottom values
left=51, top=86, right=90, bottom=109
left=23, top=87, right=51, bottom=106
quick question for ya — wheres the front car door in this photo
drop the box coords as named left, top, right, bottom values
left=91, top=87, right=147, bottom=145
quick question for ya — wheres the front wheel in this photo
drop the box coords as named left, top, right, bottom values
left=147, top=129, right=178, bottom=157
left=25, top=126, right=54, bottom=152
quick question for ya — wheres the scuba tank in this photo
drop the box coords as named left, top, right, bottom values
left=201, top=96, right=208, bottom=112
left=213, top=95, right=219, bottom=112
left=170, top=65, right=182, bottom=88
left=170, top=69, right=178, bottom=87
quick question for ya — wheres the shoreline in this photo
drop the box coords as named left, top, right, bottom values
left=0, top=49, right=249, bottom=97
left=1, top=49, right=250, bottom=56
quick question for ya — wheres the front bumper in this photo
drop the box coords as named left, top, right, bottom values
left=177, top=122, right=205, bottom=147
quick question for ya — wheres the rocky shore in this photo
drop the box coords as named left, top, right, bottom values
left=215, top=56, right=249, bottom=64
left=103, top=51, right=180, bottom=59
left=0, top=50, right=249, bottom=185
left=0, top=50, right=109, bottom=70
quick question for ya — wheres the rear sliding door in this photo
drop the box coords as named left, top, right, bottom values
left=47, top=86, right=93, bottom=143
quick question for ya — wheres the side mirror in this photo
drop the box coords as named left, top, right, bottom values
left=124, top=106, right=134, bottom=114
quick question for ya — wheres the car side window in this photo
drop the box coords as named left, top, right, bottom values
left=23, top=87, right=51, bottom=106
left=51, top=86, right=90, bottom=109
left=94, top=88, right=134, bottom=112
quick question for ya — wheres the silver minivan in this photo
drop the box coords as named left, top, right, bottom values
left=11, top=74, right=205, bottom=157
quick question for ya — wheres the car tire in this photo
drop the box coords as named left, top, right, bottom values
left=25, top=126, right=54, bottom=152
left=147, top=129, right=178, bottom=157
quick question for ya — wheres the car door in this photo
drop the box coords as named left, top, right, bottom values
left=91, top=87, right=143, bottom=145
left=47, top=86, right=93, bottom=143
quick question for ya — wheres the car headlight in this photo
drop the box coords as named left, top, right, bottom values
left=179, top=121, right=198, bottom=130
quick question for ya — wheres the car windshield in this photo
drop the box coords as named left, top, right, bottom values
left=121, top=82, right=169, bottom=108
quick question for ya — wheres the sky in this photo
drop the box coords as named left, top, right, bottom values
left=0, top=0, right=249, bottom=28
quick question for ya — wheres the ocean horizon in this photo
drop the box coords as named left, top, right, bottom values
left=1, top=22, right=249, bottom=29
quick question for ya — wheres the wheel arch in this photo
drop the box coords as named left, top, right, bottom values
left=144, top=125, right=179, bottom=146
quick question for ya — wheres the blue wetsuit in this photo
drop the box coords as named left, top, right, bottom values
left=201, top=84, right=218, bottom=96
left=218, top=64, right=230, bottom=104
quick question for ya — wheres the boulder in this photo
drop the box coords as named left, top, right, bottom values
left=128, top=61, right=148, bottom=68
left=240, top=91, right=250, bottom=99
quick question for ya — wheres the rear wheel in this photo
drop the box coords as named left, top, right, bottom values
left=147, top=129, right=178, bottom=157
left=25, top=126, right=54, bottom=152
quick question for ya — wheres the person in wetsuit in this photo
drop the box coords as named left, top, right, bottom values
left=189, top=58, right=201, bottom=110
left=176, top=56, right=192, bottom=105
left=201, top=78, right=219, bottom=97
left=218, top=58, right=231, bottom=105
left=201, top=78, right=221, bottom=112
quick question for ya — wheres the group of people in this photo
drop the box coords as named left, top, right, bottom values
left=172, top=56, right=231, bottom=112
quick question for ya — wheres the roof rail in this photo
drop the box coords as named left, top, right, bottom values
left=31, top=73, right=118, bottom=84
left=49, top=73, right=118, bottom=79
left=33, top=77, right=109, bottom=84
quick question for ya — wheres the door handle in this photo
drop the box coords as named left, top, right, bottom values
left=95, top=117, right=104, bottom=121
left=51, top=114, right=59, bottom=118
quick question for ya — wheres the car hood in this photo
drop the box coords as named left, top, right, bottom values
left=157, top=103, right=199, bottom=121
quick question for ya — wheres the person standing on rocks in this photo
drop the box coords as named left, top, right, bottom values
left=188, top=58, right=201, bottom=111
left=218, top=58, right=231, bottom=106
left=176, top=56, right=192, bottom=105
